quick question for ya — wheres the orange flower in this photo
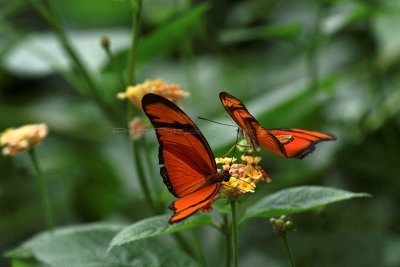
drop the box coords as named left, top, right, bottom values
left=0, top=123, right=48, bottom=156
left=117, top=78, right=189, bottom=109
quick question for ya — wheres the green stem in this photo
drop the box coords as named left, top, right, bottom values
left=223, top=215, right=231, bottom=267
left=27, top=148, right=54, bottom=232
left=23, top=0, right=52, bottom=24
left=189, top=229, right=208, bottom=267
left=127, top=0, right=142, bottom=85
left=125, top=0, right=160, bottom=214
left=230, top=200, right=238, bottom=267
left=25, top=0, right=123, bottom=125
left=141, top=133, right=160, bottom=193
left=132, top=138, right=158, bottom=213
left=42, top=0, right=98, bottom=95
left=281, top=233, right=295, bottom=267
left=104, top=44, right=126, bottom=89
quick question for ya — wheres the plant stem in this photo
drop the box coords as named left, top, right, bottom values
left=127, top=0, right=142, bottom=85
left=27, top=148, right=54, bottom=232
left=103, top=43, right=126, bottom=89
left=189, top=229, right=208, bottom=267
left=281, top=233, right=295, bottom=267
left=125, top=0, right=159, bottom=214
left=230, top=200, right=238, bottom=267
left=141, top=134, right=160, bottom=193
left=223, top=215, right=231, bottom=267
left=24, top=0, right=52, bottom=23
left=131, top=138, right=158, bottom=213
left=42, top=0, right=97, bottom=95
left=26, top=0, right=123, bottom=125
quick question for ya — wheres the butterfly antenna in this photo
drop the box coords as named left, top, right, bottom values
left=197, top=117, right=237, bottom=128
left=224, top=114, right=236, bottom=125
left=230, top=128, right=240, bottom=165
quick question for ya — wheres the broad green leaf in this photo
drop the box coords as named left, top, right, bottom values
left=373, top=10, right=400, bottom=69
left=5, top=223, right=198, bottom=267
left=219, top=23, right=302, bottom=44
left=61, top=0, right=132, bottom=27
left=240, top=186, right=370, bottom=223
left=11, top=260, right=39, bottom=267
left=321, top=2, right=373, bottom=35
left=3, top=247, right=33, bottom=259
left=136, top=3, right=209, bottom=64
left=108, top=214, right=215, bottom=251
left=110, top=2, right=210, bottom=68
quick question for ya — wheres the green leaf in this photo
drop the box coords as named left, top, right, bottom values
left=108, top=2, right=210, bottom=71
left=219, top=23, right=302, bottom=44
left=4, top=247, right=33, bottom=259
left=11, top=260, right=39, bottom=267
left=108, top=213, right=215, bottom=251
left=321, top=2, right=373, bottom=36
left=240, top=186, right=370, bottom=224
left=136, top=3, right=209, bottom=64
left=373, top=10, right=400, bottom=69
left=5, top=223, right=198, bottom=267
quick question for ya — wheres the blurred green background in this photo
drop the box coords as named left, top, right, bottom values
left=1, top=0, right=400, bottom=266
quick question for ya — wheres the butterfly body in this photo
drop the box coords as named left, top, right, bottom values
left=204, top=171, right=231, bottom=186
left=142, top=93, right=230, bottom=224
left=220, top=91, right=336, bottom=159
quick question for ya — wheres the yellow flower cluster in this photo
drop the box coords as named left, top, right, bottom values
left=215, top=157, right=237, bottom=165
left=117, top=78, right=190, bottom=109
left=216, top=155, right=270, bottom=198
left=200, top=155, right=270, bottom=213
left=0, top=123, right=48, bottom=156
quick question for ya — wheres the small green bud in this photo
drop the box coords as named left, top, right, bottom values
left=100, top=36, right=110, bottom=50
left=270, top=215, right=296, bottom=236
left=284, top=221, right=295, bottom=231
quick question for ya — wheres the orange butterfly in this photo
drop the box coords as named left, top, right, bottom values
left=220, top=92, right=336, bottom=159
left=142, top=93, right=230, bottom=224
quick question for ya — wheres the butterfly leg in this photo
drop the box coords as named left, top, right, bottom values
left=219, top=144, right=238, bottom=158
left=219, top=143, right=250, bottom=158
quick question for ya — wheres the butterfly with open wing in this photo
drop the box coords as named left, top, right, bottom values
left=142, top=93, right=231, bottom=224
left=219, top=92, right=336, bottom=159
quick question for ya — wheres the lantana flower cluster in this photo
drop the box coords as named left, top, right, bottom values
left=117, top=78, right=189, bottom=110
left=0, top=123, right=48, bottom=156
left=200, top=155, right=270, bottom=213
left=218, top=155, right=271, bottom=197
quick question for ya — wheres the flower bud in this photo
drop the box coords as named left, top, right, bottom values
left=100, top=36, right=110, bottom=50
left=270, top=215, right=295, bottom=236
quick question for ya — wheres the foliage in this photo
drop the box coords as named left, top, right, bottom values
left=1, top=0, right=400, bottom=266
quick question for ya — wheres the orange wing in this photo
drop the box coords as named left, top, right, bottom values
left=220, top=91, right=336, bottom=159
left=168, top=184, right=220, bottom=223
left=142, top=93, right=220, bottom=223
left=259, top=128, right=336, bottom=159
